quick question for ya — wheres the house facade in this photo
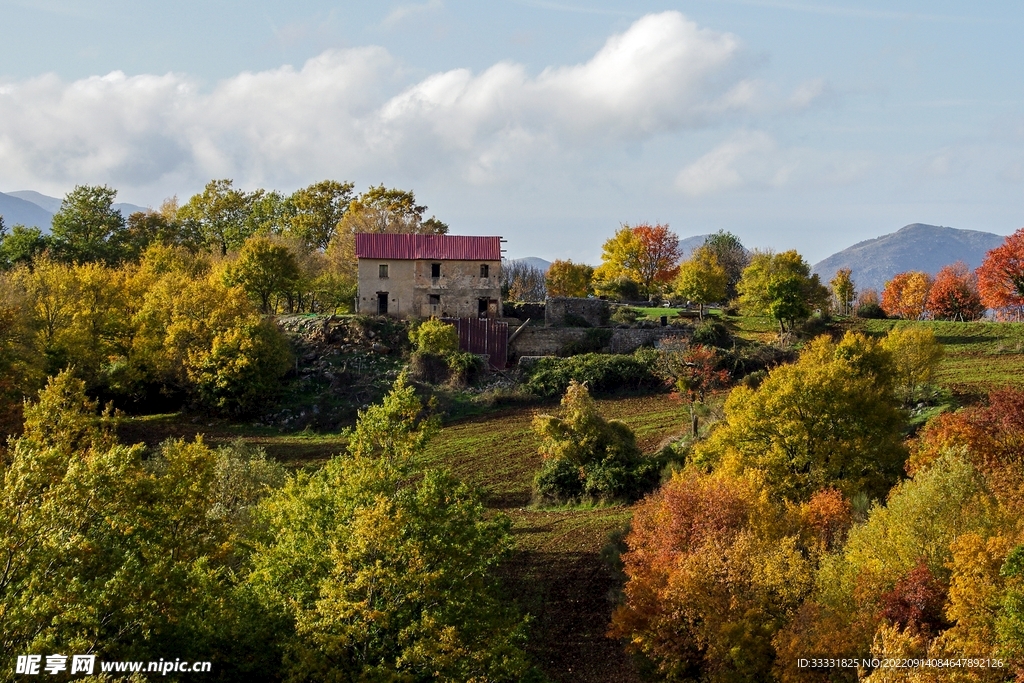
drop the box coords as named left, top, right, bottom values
left=354, top=233, right=503, bottom=319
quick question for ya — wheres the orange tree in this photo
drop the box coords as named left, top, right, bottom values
left=881, top=271, right=932, bottom=319
left=978, top=227, right=1024, bottom=320
left=928, top=261, right=984, bottom=321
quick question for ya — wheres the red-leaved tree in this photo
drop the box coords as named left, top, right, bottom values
left=633, top=223, right=683, bottom=295
left=978, top=228, right=1024, bottom=320
left=927, top=261, right=984, bottom=321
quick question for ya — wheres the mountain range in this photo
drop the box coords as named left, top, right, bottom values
left=0, top=190, right=148, bottom=232
left=811, top=223, right=1007, bottom=292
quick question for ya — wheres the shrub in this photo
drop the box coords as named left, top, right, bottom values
left=690, top=320, right=731, bottom=348
left=410, top=318, right=459, bottom=355
left=523, top=350, right=661, bottom=398
left=610, top=306, right=640, bottom=325
left=856, top=302, right=887, bottom=319
left=533, top=381, right=660, bottom=503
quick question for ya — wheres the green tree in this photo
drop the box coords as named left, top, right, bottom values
left=338, top=184, right=447, bottom=236
left=674, top=245, right=728, bottom=319
left=225, top=236, right=301, bottom=313
left=288, top=179, right=355, bottom=250
left=737, top=249, right=828, bottom=330
left=49, top=185, right=127, bottom=265
left=410, top=317, right=459, bottom=355
left=0, top=224, right=49, bottom=270
left=248, top=375, right=533, bottom=681
left=178, top=179, right=257, bottom=255
left=0, top=372, right=284, bottom=673
left=702, top=230, right=749, bottom=300
left=533, top=380, right=659, bottom=502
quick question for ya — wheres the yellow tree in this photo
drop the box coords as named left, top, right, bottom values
left=881, top=325, right=944, bottom=405
left=674, top=246, right=728, bottom=319
left=545, top=260, right=594, bottom=298
left=830, top=268, right=857, bottom=316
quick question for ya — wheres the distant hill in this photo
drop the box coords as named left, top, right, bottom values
left=812, top=223, right=1007, bottom=292
left=0, top=192, right=54, bottom=231
left=512, top=257, right=552, bottom=273
left=679, top=234, right=711, bottom=256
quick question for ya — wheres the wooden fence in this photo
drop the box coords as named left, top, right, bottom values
left=441, top=318, right=508, bottom=369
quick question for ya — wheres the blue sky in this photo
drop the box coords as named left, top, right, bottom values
left=0, top=1, right=1021, bottom=262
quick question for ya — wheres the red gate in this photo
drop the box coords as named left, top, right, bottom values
left=441, top=318, right=508, bottom=369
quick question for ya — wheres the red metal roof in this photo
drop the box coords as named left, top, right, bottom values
left=354, top=233, right=502, bottom=261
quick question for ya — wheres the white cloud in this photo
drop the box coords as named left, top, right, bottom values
left=675, top=130, right=873, bottom=196
left=381, top=0, right=444, bottom=28
left=0, top=11, right=765, bottom=197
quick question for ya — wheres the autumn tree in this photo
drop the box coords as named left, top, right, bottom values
left=49, top=185, right=128, bottom=265
left=545, top=259, right=594, bottom=298
left=694, top=332, right=906, bottom=501
left=674, top=246, right=727, bottom=319
left=594, top=223, right=683, bottom=300
left=881, top=325, right=944, bottom=405
left=977, top=227, right=1024, bottom=320
left=533, top=380, right=659, bottom=502
left=927, top=261, right=984, bottom=321
left=702, top=230, right=749, bottom=300
left=830, top=268, right=857, bottom=316
left=881, top=271, right=933, bottom=320
left=657, top=341, right=730, bottom=436
left=610, top=469, right=814, bottom=683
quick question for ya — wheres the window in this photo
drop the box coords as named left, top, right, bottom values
left=431, top=263, right=441, bottom=278
left=429, top=294, right=441, bottom=306
left=378, top=264, right=389, bottom=278
left=480, top=264, right=489, bottom=278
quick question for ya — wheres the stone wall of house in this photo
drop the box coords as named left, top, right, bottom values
left=545, top=297, right=611, bottom=327
left=509, top=326, right=690, bottom=358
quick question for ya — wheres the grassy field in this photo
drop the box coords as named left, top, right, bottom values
left=851, top=319, right=1024, bottom=397
left=421, top=393, right=687, bottom=683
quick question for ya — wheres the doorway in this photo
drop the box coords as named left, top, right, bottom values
left=377, top=292, right=389, bottom=315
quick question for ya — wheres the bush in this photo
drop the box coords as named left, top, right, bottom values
left=533, top=381, right=660, bottom=503
left=410, top=318, right=459, bottom=355
left=610, top=306, right=640, bottom=325
left=690, top=320, right=731, bottom=348
left=856, top=302, right=887, bottom=319
left=523, top=350, right=661, bottom=398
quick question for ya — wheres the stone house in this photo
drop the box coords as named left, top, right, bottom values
left=354, top=233, right=503, bottom=319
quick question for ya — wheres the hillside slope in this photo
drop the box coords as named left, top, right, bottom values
left=813, top=223, right=1006, bottom=291
left=0, top=192, right=54, bottom=230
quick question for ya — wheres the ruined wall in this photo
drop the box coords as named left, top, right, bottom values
left=509, top=326, right=690, bottom=358
left=545, top=297, right=611, bottom=327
